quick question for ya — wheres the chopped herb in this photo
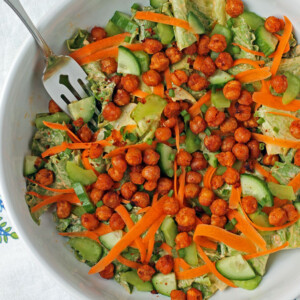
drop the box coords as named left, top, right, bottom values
left=259, top=143, right=265, bottom=150
left=104, top=124, right=113, bottom=130
left=183, top=114, right=191, bottom=123
left=273, top=127, right=279, bottom=133
left=201, top=104, right=208, bottom=114
left=180, top=110, right=188, bottom=117
left=186, top=166, right=192, bottom=172
left=225, top=218, right=237, bottom=231
left=176, top=168, right=182, bottom=176
left=203, top=153, right=209, bottom=161
left=138, top=185, right=145, bottom=191
left=168, top=137, right=176, bottom=144
left=125, top=203, right=133, bottom=211
left=168, top=89, right=175, bottom=97
left=204, top=128, right=211, bottom=136
left=146, top=139, right=153, bottom=145
left=169, top=153, right=175, bottom=161
left=124, top=36, right=130, bottom=43
left=127, top=133, right=138, bottom=143
left=178, top=248, right=186, bottom=258
left=96, top=201, right=104, bottom=208
left=257, top=118, right=265, bottom=125
left=168, top=189, right=174, bottom=197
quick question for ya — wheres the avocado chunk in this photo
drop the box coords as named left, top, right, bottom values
left=66, top=161, right=97, bottom=186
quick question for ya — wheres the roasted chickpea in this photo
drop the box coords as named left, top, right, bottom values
left=111, top=154, right=127, bottom=173
left=294, top=149, right=300, bottom=166
left=90, top=188, right=104, bottom=205
left=155, top=127, right=172, bottom=142
left=220, top=117, right=238, bottom=133
left=283, top=204, right=299, bottom=222
left=176, top=207, right=196, bottom=227
left=121, top=74, right=140, bottom=93
left=166, top=46, right=183, bottom=64
left=99, top=263, right=114, bottom=280
left=222, top=136, right=236, bottom=152
left=270, top=75, right=288, bottom=94
left=142, top=165, right=160, bottom=181
left=77, top=124, right=92, bottom=142
left=100, top=57, right=117, bottom=74
left=177, top=119, right=185, bottom=134
left=187, top=73, right=209, bottom=92
left=102, top=102, right=122, bottom=121
left=244, top=116, right=259, bottom=128
left=232, top=143, right=249, bottom=161
left=120, top=182, right=137, bottom=200
left=238, top=90, right=253, bottom=106
left=150, top=52, right=170, bottom=72
left=241, top=196, right=258, bottom=214
left=103, top=191, right=120, bottom=209
left=186, top=171, right=202, bottom=184
left=89, top=144, right=103, bottom=159
left=81, top=213, right=99, bottom=231
left=144, top=180, right=157, bottom=191
left=73, top=117, right=84, bottom=128
left=234, top=127, right=251, bottom=143
left=176, top=150, right=193, bottom=166
left=208, top=34, right=227, bottom=53
left=269, top=208, right=288, bottom=226
left=210, top=199, right=228, bottom=216
left=48, top=99, right=61, bottom=113
left=225, top=0, right=244, bottom=18
left=216, top=151, right=236, bottom=167
left=171, top=70, right=188, bottom=86
left=142, top=149, right=159, bottom=166
left=198, top=35, right=210, bottom=56
left=175, top=232, right=192, bottom=249
left=247, top=140, right=260, bottom=159
left=108, top=167, right=124, bottom=182
left=164, top=102, right=181, bottom=118
left=204, top=135, right=222, bottom=152
left=178, top=224, right=196, bottom=232
left=222, top=167, right=240, bottom=185
left=132, top=192, right=150, bottom=208
left=110, top=74, right=122, bottom=89
left=163, top=117, right=178, bottom=129
left=215, top=52, right=234, bottom=71
left=197, top=56, right=216, bottom=77
left=265, top=16, right=282, bottom=33
left=184, top=183, right=201, bottom=199
left=191, top=152, right=208, bottom=171
left=158, top=178, right=173, bottom=195
left=125, top=148, right=142, bottom=166
left=199, top=187, right=214, bottom=206
left=205, top=107, right=226, bottom=127
left=137, top=265, right=156, bottom=281
left=110, top=213, right=125, bottom=230
left=130, top=171, right=145, bottom=185
left=180, top=100, right=191, bottom=112
left=113, top=89, right=130, bottom=106
left=95, top=205, right=113, bottom=221
left=183, top=43, right=197, bottom=55
left=189, top=116, right=206, bottom=134
left=211, top=175, right=225, bottom=190
left=35, top=169, right=54, bottom=186
left=290, top=120, right=300, bottom=139
left=91, top=26, right=106, bottom=41
left=223, top=80, right=242, bottom=101
left=234, top=104, right=252, bottom=122
left=187, top=288, right=202, bottom=300
left=263, top=154, right=279, bottom=166
left=142, top=70, right=162, bottom=87
left=143, top=38, right=163, bottom=54
left=56, top=201, right=72, bottom=219
left=211, top=215, right=227, bottom=228
left=201, top=214, right=211, bottom=225
left=156, top=255, right=174, bottom=275
left=95, top=173, right=114, bottom=191
left=170, top=290, right=186, bottom=300
left=162, top=196, right=180, bottom=215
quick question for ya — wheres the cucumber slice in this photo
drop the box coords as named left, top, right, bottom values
left=68, top=96, right=95, bottom=123
left=211, top=89, right=231, bottom=108
left=134, top=51, right=150, bottom=73
left=72, top=206, right=86, bottom=217
left=187, top=12, right=205, bottom=35
left=111, top=11, right=139, bottom=33
left=156, top=143, right=176, bottom=178
left=35, top=112, right=71, bottom=129
left=240, top=174, right=273, bottom=207
left=117, top=46, right=141, bottom=76
left=69, top=237, right=102, bottom=264
left=227, top=44, right=241, bottom=55
left=72, top=182, right=95, bottom=213
left=255, top=26, right=278, bottom=57
left=150, top=0, right=168, bottom=8
left=161, top=216, right=177, bottom=247
left=205, top=152, right=219, bottom=168
left=184, top=242, right=198, bottom=266
left=235, top=11, right=265, bottom=31
left=157, top=23, right=175, bottom=45
left=249, top=211, right=271, bottom=227
left=209, top=70, right=233, bottom=86
left=99, top=230, right=123, bottom=250
left=216, top=254, right=256, bottom=280
left=186, top=128, right=201, bottom=153
left=24, top=155, right=42, bottom=176
left=105, top=20, right=123, bottom=37
left=267, top=182, right=296, bottom=201
left=233, top=275, right=262, bottom=290
left=66, top=161, right=97, bottom=186
left=152, top=273, right=177, bottom=296
left=282, top=72, right=300, bottom=104
left=211, top=24, right=232, bottom=44
left=120, top=271, right=153, bottom=291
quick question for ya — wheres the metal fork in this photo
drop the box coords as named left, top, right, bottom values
left=4, top=0, right=92, bottom=119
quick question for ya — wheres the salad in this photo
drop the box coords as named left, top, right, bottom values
left=24, top=0, right=300, bottom=298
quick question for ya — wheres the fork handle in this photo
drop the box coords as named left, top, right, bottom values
left=4, top=0, right=53, bottom=58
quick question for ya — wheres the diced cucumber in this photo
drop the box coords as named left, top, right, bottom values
left=150, top=0, right=168, bottom=8
left=156, top=143, right=176, bottom=178
left=120, top=271, right=153, bottom=291
left=184, top=242, right=198, bottom=266
left=69, top=237, right=102, bottom=264
left=68, top=96, right=95, bottom=123
left=134, top=51, right=150, bottom=73
left=71, top=205, right=86, bottom=217
left=240, top=174, right=273, bottom=207
left=267, top=182, right=296, bottom=201
left=170, top=55, right=192, bottom=71
left=233, top=275, right=262, bottom=290
left=235, top=11, right=265, bottom=31
left=211, top=24, right=233, bottom=44
left=295, top=202, right=300, bottom=213
left=117, top=46, right=141, bottom=76
left=72, top=182, right=95, bottom=213
left=227, top=44, right=241, bottom=55
left=255, top=26, right=278, bottom=57
left=282, top=72, right=300, bottom=104
left=249, top=211, right=271, bottom=227
left=157, top=23, right=175, bottom=45
left=161, top=216, right=177, bottom=247
left=216, top=254, right=256, bottom=280
left=35, top=112, right=71, bottom=129
left=209, top=70, right=233, bottom=86
left=205, top=152, right=219, bottom=168
left=187, top=12, right=205, bottom=35
left=66, top=161, right=97, bottom=186
left=111, top=11, right=139, bottom=34
left=152, top=273, right=177, bottom=296
left=99, top=230, right=123, bottom=250
left=186, top=128, right=201, bottom=153
left=212, top=89, right=231, bottom=108
left=24, top=155, right=42, bottom=176
left=105, top=20, right=123, bottom=37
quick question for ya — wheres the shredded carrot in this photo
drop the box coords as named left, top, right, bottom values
left=254, top=162, right=279, bottom=183
left=178, top=167, right=186, bottom=208
left=59, top=231, right=99, bottom=242
left=174, top=258, right=191, bottom=271
left=252, top=133, right=300, bottom=149
left=26, top=177, right=74, bottom=194
left=189, top=91, right=212, bottom=118
left=232, top=43, right=266, bottom=57
left=145, top=237, right=155, bottom=263
left=93, top=223, right=113, bottom=236
left=116, top=255, right=142, bottom=269
left=288, top=173, right=300, bottom=193
left=142, top=214, right=166, bottom=245
left=260, top=80, right=270, bottom=93
left=121, top=199, right=131, bottom=204
left=270, top=16, right=293, bottom=76
left=229, top=186, right=242, bottom=210
left=164, top=68, right=173, bottom=90
left=203, top=166, right=217, bottom=189
left=174, top=122, right=180, bottom=152
left=244, top=241, right=289, bottom=260
left=266, top=111, right=299, bottom=121
left=233, top=59, right=265, bottom=69
left=196, top=236, right=218, bottom=250
left=132, top=90, right=149, bottom=99
left=26, top=191, right=48, bottom=200
left=174, top=160, right=178, bottom=199
left=153, top=83, right=165, bottom=98
left=193, top=224, right=257, bottom=253
left=152, top=193, right=158, bottom=206
left=176, top=264, right=210, bottom=280
left=137, top=207, right=151, bottom=214
left=235, top=67, right=272, bottom=83
left=262, top=197, right=290, bottom=215
left=273, top=33, right=290, bottom=55
left=160, top=242, right=173, bottom=255
left=82, top=149, right=100, bottom=176
left=135, top=11, right=193, bottom=32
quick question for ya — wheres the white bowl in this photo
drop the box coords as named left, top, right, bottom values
left=1, top=0, right=299, bottom=299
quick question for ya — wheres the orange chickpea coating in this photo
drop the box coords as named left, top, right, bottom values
left=223, top=80, right=242, bottom=101
left=90, top=188, right=104, bottom=205
left=89, top=144, right=103, bottom=159
left=142, top=165, right=160, bottom=181
left=175, top=232, right=192, bottom=249
left=48, top=99, right=61, bottom=113
left=190, top=116, right=207, bottom=134
left=184, top=183, right=201, bottom=199
left=294, top=149, right=300, bottom=166
left=111, top=154, right=127, bottom=173
left=263, top=154, right=279, bottom=166
left=186, top=171, right=202, bottom=184
left=155, top=127, right=172, bottom=142
left=137, top=265, right=156, bottom=281
left=162, top=196, right=180, bottom=215
left=247, top=140, right=261, bottom=159
left=211, top=215, right=227, bottom=228
left=110, top=213, right=125, bottom=230
left=234, top=104, right=252, bottom=122
left=238, top=90, right=253, bottom=106
left=142, top=70, right=162, bottom=87
left=99, top=263, right=114, bottom=279
left=166, top=47, right=183, bottom=64
left=241, top=196, right=258, bottom=214
left=130, top=171, right=145, bottom=185
left=100, top=57, right=117, bottom=75
left=150, top=52, right=170, bottom=72
left=110, top=74, right=122, bottom=89
left=171, top=290, right=186, bottom=300
left=269, top=208, right=288, bottom=226
left=210, top=199, right=228, bottom=216
left=103, top=191, right=121, bottom=209
left=143, top=149, right=160, bottom=166
left=143, top=38, right=163, bottom=54
left=244, top=116, right=259, bottom=129
left=198, top=35, right=210, bottom=56
left=222, top=136, right=236, bottom=152
left=95, top=205, right=113, bottom=221
left=188, top=73, right=210, bottom=92
left=125, top=148, right=142, bottom=166
left=208, top=34, right=227, bottom=53
left=204, top=135, right=222, bottom=152
left=158, top=178, right=173, bottom=195
left=132, top=192, right=150, bottom=208
left=73, top=117, right=84, bottom=128
left=171, top=70, right=189, bottom=86
left=183, top=43, right=197, bottom=55
left=283, top=204, right=299, bottom=222
left=211, top=175, right=225, bottom=190
left=121, top=74, right=140, bottom=93
left=265, top=16, right=282, bottom=33
left=95, top=173, right=114, bottom=191
left=220, top=117, right=238, bottom=133
left=215, top=52, right=233, bottom=71
left=77, top=124, right=92, bottom=142
left=222, top=167, right=240, bottom=185
left=108, top=167, right=124, bottom=182
left=176, top=207, right=196, bottom=227
left=113, top=89, right=130, bottom=106
left=187, top=288, right=202, bottom=300
left=163, top=117, right=178, bottom=128
left=199, top=187, right=215, bottom=206
left=35, top=169, right=54, bottom=186
left=201, top=214, right=211, bottom=225
left=270, top=75, right=288, bottom=94
left=81, top=213, right=99, bottom=231
left=164, top=102, right=181, bottom=118
left=232, top=143, right=249, bottom=161
left=56, top=201, right=72, bottom=219
left=225, top=0, right=244, bottom=18
left=290, top=120, right=300, bottom=139
left=120, top=182, right=137, bottom=200
left=102, top=102, right=122, bottom=121
left=216, top=151, right=236, bottom=167
left=234, top=127, right=251, bottom=143
left=91, top=26, right=106, bottom=41
left=176, top=150, right=193, bottom=167
left=205, top=107, right=226, bottom=127
left=191, top=152, right=208, bottom=171
left=155, top=255, right=174, bottom=275
left=195, top=56, right=216, bottom=77
left=144, top=180, right=157, bottom=191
